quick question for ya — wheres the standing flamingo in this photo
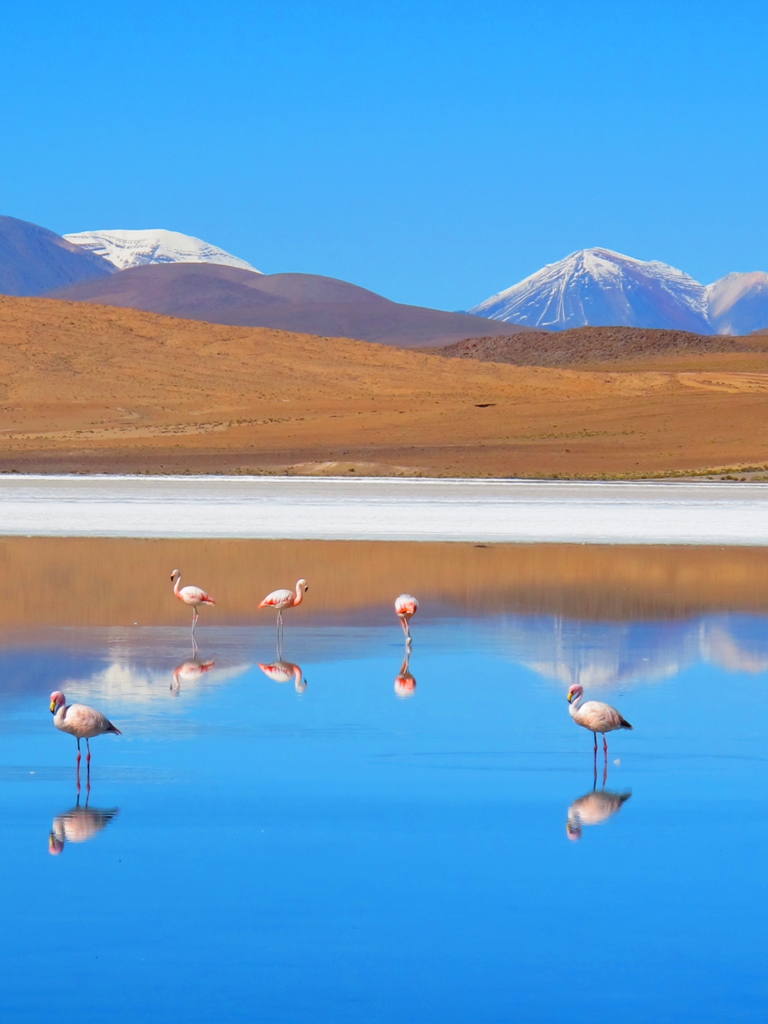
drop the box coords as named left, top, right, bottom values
left=566, top=684, right=632, bottom=756
left=170, top=569, right=215, bottom=633
left=50, top=691, right=121, bottom=765
left=258, top=579, right=308, bottom=639
left=395, top=594, right=418, bottom=644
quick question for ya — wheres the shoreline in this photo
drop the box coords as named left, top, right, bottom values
left=0, top=474, right=767, bottom=544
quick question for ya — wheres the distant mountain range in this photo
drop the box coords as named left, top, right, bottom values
left=469, top=248, right=768, bottom=335
left=64, top=228, right=261, bottom=274
left=4, top=214, right=768, bottom=339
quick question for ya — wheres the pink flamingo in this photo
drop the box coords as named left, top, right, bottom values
left=170, top=569, right=215, bottom=632
left=395, top=593, right=418, bottom=644
left=258, top=659, right=307, bottom=693
left=258, top=579, right=308, bottom=632
left=50, top=691, right=121, bottom=765
left=567, top=684, right=632, bottom=756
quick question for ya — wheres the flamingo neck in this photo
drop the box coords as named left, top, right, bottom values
left=568, top=693, right=583, bottom=718
left=293, top=583, right=304, bottom=606
left=173, top=575, right=182, bottom=596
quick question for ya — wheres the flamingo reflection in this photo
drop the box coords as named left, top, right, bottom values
left=258, top=658, right=307, bottom=693
left=48, top=782, right=119, bottom=855
left=394, top=649, right=416, bottom=699
left=566, top=779, right=631, bottom=842
left=171, top=656, right=215, bottom=692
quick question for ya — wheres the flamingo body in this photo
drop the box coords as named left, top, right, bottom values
left=176, top=585, right=214, bottom=608
left=395, top=593, right=418, bottom=643
left=259, top=579, right=308, bottom=613
left=50, top=691, right=120, bottom=764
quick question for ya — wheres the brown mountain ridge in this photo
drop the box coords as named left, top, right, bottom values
left=47, top=263, right=531, bottom=350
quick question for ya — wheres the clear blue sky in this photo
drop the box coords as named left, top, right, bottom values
left=1, top=0, right=767, bottom=309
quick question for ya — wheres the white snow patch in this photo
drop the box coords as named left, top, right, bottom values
left=64, top=228, right=261, bottom=274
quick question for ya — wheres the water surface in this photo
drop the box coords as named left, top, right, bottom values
left=0, top=543, right=766, bottom=1022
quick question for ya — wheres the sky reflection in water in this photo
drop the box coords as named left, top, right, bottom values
left=0, top=609, right=767, bottom=1023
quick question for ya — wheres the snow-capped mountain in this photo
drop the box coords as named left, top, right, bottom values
left=63, top=228, right=261, bottom=274
left=704, top=272, right=768, bottom=335
left=469, top=248, right=768, bottom=335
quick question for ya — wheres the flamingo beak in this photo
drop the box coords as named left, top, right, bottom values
left=49, top=700, right=56, bottom=713
left=567, top=691, right=573, bottom=703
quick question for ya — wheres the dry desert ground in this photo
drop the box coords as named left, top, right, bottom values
left=1, top=295, right=768, bottom=478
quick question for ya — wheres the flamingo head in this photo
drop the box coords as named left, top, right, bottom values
left=297, top=579, right=308, bottom=593
left=48, top=831, right=64, bottom=855
left=567, top=684, right=584, bottom=705
left=565, top=819, right=582, bottom=842
left=170, top=569, right=181, bottom=582
left=49, top=691, right=65, bottom=714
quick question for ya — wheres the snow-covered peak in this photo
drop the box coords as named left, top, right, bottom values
left=63, top=228, right=261, bottom=274
left=704, top=271, right=768, bottom=334
left=470, top=248, right=709, bottom=333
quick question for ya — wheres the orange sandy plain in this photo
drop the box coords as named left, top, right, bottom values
left=1, top=295, right=768, bottom=478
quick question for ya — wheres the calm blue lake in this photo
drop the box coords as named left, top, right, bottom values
left=1, top=610, right=767, bottom=1022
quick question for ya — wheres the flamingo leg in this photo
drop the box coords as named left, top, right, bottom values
left=76, top=758, right=81, bottom=795
left=85, top=762, right=91, bottom=795
left=76, top=737, right=81, bottom=766
left=603, top=735, right=608, bottom=755
left=593, top=732, right=598, bottom=753
left=192, top=607, right=199, bottom=631
left=86, top=738, right=91, bottom=764
left=602, top=757, right=608, bottom=788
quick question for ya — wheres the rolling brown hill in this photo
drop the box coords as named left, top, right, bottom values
left=47, top=263, right=529, bottom=349
left=432, top=326, right=766, bottom=367
left=2, top=294, right=768, bottom=478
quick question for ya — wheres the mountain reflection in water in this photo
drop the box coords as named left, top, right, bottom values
left=1, top=613, right=766, bottom=706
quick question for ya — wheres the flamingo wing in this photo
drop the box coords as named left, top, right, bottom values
left=179, top=585, right=214, bottom=605
left=259, top=589, right=294, bottom=609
